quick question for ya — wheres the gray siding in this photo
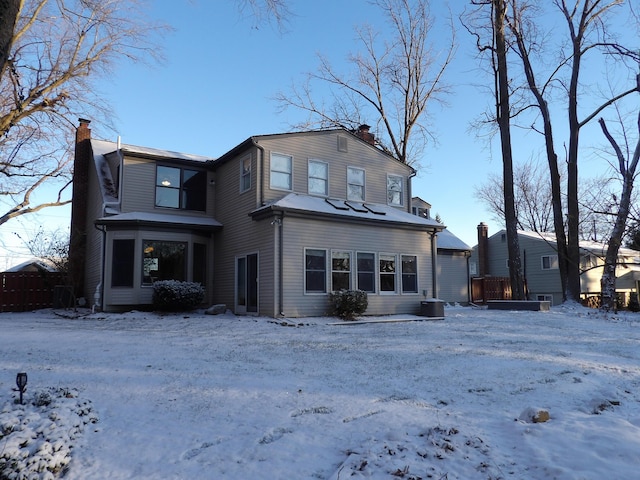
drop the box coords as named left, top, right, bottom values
left=82, top=155, right=107, bottom=305
left=280, top=216, right=434, bottom=317
left=256, top=131, right=413, bottom=209
left=437, top=251, right=469, bottom=304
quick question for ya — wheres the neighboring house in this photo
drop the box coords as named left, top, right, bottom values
left=469, top=223, right=640, bottom=305
left=69, top=121, right=444, bottom=316
left=411, top=196, right=471, bottom=304
left=4, top=259, right=57, bottom=273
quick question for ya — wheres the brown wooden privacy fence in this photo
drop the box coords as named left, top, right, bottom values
left=471, top=277, right=512, bottom=304
left=0, top=272, right=67, bottom=312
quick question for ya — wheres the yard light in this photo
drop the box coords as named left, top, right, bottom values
left=16, top=372, right=27, bottom=405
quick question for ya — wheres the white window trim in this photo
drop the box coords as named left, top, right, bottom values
left=270, top=152, right=293, bottom=191
left=330, top=250, right=352, bottom=291
left=536, top=294, right=553, bottom=305
left=304, top=247, right=328, bottom=295
left=308, top=159, right=329, bottom=197
left=356, top=251, right=377, bottom=294
left=387, top=174, right=404, bottom=206
left=400, top=254, right=419, bottom=294
left=541, top=254, right=559, bottom=270
left=347, top=166, right=366, bottom=202
left=240, top=155, right=251, bottom=193
left=379, top=252, right=398, bottom=294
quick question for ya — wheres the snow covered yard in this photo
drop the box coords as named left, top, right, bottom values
left=1, top=304, right=640, bottom=479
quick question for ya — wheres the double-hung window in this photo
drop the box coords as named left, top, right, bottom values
left=305, top=249, right=326, bottom=293
left=156, top=165, right=207, bottom=211
left=401, top=255, right=418, bottom=293
left=387, top=174, right=403, bottom=206
left=541, top=255, right=559, bottom=270
left=271, top=153, right=293, bottom=190
left=308, top=159, right=328, bottom=196
left=347, top=167, right=365, bottom=201
left=240, top=156, right=251, bottom=192
left=331, top=251, right=351, bottom=291
left=356, top=252, right=375, bottom=293
left=379, top=254, right=397, bottom=292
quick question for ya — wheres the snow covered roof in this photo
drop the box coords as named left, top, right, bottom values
left=252, top=193, right=443, bottom=230
left=91, top=138, right=213, bottom=163
left=95, top=211, right=222, bottom=231
left=4, top=259, right=58, bottom=273
left=437, top=228, right=471, bottom=251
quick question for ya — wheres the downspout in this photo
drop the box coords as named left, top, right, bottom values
left=252, top=138, right=266, bottom=206
left=278, top=213, right=284, bottom=316
left=431, top=229, right=438, bottom=298
left=117, top=136, right=124, bottom=210
left=94, top=223, right=107, bottom=312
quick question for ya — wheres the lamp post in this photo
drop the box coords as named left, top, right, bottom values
left=16, top=372, right=27, bottom=405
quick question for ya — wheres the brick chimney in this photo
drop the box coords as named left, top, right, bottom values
left=69, top=118, right=91, bottom=300
left=354, top=124, right=376, bottom=145
left=477, top=222, right=489, bottom=277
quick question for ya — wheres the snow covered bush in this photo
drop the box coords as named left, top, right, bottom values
left=152, top=280, right=205, bottom=311
left=328, top=289, right=368, bottom=320
left=0, top=387, right=98, bottom=480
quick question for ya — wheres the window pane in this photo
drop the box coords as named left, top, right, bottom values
left=142, top=241, right=186, bottom=285
left=357, top=252, right=375, bottom=293
left=348, top=167, right=364, bottom=185
left=182, top=169, right=207, bottom=211
left=348, top=184, right=364, bottom=201
left=332, top=251, right=351, bottom=291
left=241, top=158, right=251, bottom=192
left=272, top=154, right=291, bottom=172
left=387, top=175, right=403, bottom=205
left=156, top=186, right=180, bottom=208
left=309, top=177, right=327, bottom=195
left=271, top=171, right=291, bottom=190
left=157, top=166, right=180, bottom=187
left=305, top=249, right=326, bottom=293
left=380, top=255, right=396, bottom=292
left=401, top=255, right=417, bottom=293
left=112, top=239, right=135, bottom=287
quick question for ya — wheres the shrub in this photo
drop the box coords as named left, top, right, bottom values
left=152, top=280, right=205, bottom=311
left=329, top=289, right=368, bottom=320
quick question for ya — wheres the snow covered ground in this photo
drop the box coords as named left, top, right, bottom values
left=1, top=303, right=640, bottom=479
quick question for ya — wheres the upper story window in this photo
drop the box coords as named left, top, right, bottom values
left=347, top=167, right=365, bottom=201
left=270, top=152, right=293, bottom=191
left=542, top=255, right=559, bottom=270
left=240, top=156, right=251, bottom=193
left=308, top=159, right=328, bottom=196
left=155, top=165, right=206, bottom=211
left=387, top=174, right=403, bottom=206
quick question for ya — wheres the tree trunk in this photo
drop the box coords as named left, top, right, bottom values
left=0, top=0, right=21, bottom=78
left=598, top=114, right=640, bottom=311
left=494, top=0, right=525, bottom=299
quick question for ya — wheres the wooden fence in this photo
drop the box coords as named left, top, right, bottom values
left=471, top=277, right=512, bottom=304
left=0, top=272, right=67, bottom=312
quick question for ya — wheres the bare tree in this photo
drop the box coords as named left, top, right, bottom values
left=597, top=96, right=640, bottom=311
left=238, top=0, right=292, bottom=30
left=475, top=158, right=555, bottom=232
left=275, top=0, right=455, bottom=166
left=0, top=0, right=166, bottom=227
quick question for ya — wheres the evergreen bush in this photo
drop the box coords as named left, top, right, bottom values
left=329, top=289, right=368, bottom=320
left=152, top=280, right=205, bottom=311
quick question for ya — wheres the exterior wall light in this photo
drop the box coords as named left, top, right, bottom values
left=16, top=372, right=27, bottom=405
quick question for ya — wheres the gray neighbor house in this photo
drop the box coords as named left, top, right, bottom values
left=469, top=223, right=640, bottom=306
left=69, top=120, right=471, bottom=317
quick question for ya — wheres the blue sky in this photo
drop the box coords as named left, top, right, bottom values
left=1, top=0, right=636, bottom=269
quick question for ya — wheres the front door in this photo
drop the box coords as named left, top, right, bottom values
left=236, top=253, right=258, bottom=314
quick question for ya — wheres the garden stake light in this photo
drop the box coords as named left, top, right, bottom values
left=16, top=372, right=27, bottom=405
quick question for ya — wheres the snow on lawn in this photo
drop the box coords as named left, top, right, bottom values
left=1, top=303, right=640, bottom=479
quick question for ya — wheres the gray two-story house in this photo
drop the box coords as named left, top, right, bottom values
left=70, top=120, right=444, bottom=317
